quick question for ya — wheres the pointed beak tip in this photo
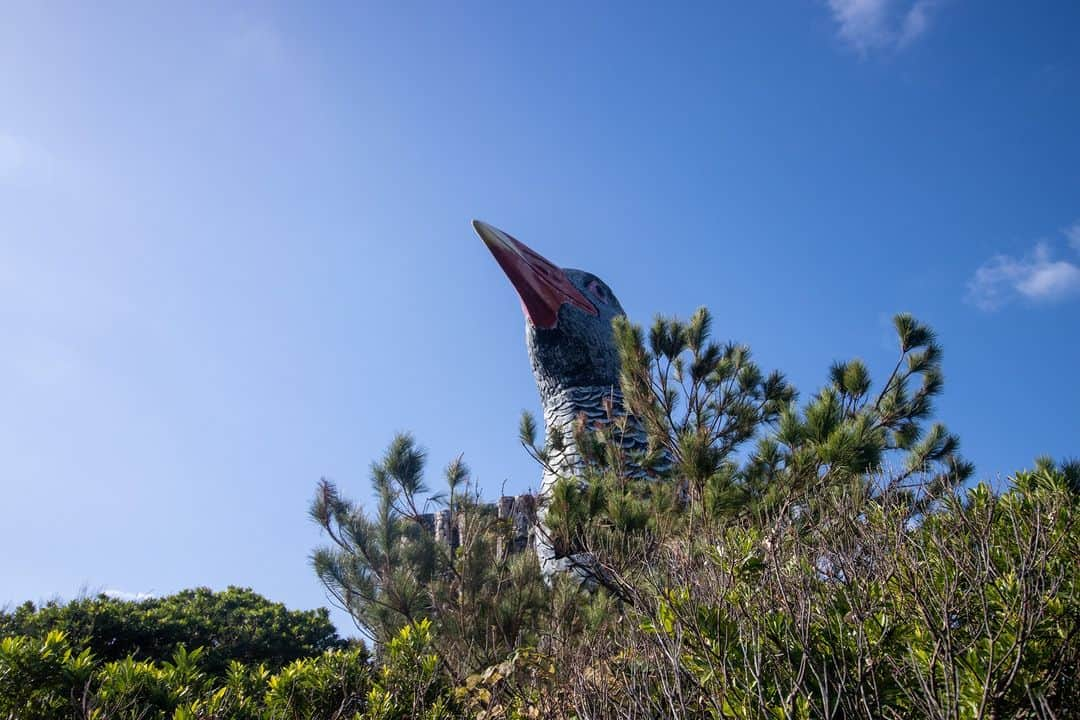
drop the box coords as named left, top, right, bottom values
left=472, top=219, right=506, bottom=251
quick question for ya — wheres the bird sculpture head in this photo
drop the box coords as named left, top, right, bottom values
left=474, top=220, right=626, bottom=396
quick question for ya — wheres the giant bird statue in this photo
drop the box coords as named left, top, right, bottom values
left=474, top=220, right=651, bottom=583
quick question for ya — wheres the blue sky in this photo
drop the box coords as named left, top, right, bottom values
left=2, top=1, right=1078, bottom=634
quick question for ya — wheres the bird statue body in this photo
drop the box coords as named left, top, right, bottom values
left=474, top=220, right=651, bottom=583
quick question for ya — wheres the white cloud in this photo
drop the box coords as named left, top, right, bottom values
left=1065, top=221, right=1080, bottom=253
left=966, top=239, right=1080, bottom=312
left=103, top=588, right=156, bottom=602
left=898, top=0, right=935, bottom=46
left=826, top=0, right=938, bottom=53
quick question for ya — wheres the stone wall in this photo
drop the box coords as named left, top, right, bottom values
left=417, top=494, right=537, bottom=557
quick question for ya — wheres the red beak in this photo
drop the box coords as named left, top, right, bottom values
left=474, top=220, right=597, bottom=329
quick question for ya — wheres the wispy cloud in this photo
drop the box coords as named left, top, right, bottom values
left=966, top=226, right=1080, bottom=311
left=826, top=0, right=939, bottom=54
left=1065, top=221, right=1080, bottom=253
left=103, top=588, right=156, bottom=602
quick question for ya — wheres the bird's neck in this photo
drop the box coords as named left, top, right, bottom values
left=541, top=384, right=623, bottom=434
left=539, top=384, right=649, bottom=478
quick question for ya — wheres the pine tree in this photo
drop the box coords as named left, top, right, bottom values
left=309, top=434, right=547, bottom=678
left=518, top=308, right=974, bottom=594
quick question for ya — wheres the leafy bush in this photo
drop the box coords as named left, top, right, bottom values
left=0, top=631, right=93, bottom=720
left=364, top=619, right=457, bottom=720
left=0, top=631, right=372, bottom=720
left=0, top=586, right=345, bottom=677
left=264, top=646, right=371, bottom=720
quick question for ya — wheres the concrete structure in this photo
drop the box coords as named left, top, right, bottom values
left=419, top=493, right=538, bottom=557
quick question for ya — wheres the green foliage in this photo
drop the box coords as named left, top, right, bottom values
left=310, top=436, right=549, bottom=677
left=0, top=631, right=93, bottom=720
left=546, top=310, right=973, bottom=541
left=445, top=309, right=1073, bottom=718
left=309, top=434, right=442, bottom=644
left=92, top=646, right=206, bottom=718
left=891, top=469, right=1080, bottom=717
left=363, top=620, right=457, bottom=720
left=613, top=307, right=796, bottom=492
left=10, top=458, right=1077, bottom=720
left=746, top=313, right=973, bottom=517
left=0, top=630, right=372, bottom=720
left=0, top=586, right=344, bottom=678
left=630, top=466, right=1079, bottom=719
left=262, top=646, right=371, bottom=719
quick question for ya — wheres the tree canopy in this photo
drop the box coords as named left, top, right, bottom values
left=0, top=586, right=345, bottom=677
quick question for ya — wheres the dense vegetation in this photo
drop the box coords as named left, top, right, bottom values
left=0, top=588, right=374, bottom=719
left=0, top=587, right=344, bottom=677
left=3, top=311, right=1076, bottom=719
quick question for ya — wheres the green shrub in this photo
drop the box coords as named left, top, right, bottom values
left=0, top=587, right=344, bottom=679
left=0, top=616, right=369, bottom=720
left=0, top=631, right=93, bottom=720
left=264, top=645, right=370, bottom=720
left=363, top=620, right=457, bottom=720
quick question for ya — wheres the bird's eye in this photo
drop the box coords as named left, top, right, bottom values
left=587, top=279, right=607, bottom=303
